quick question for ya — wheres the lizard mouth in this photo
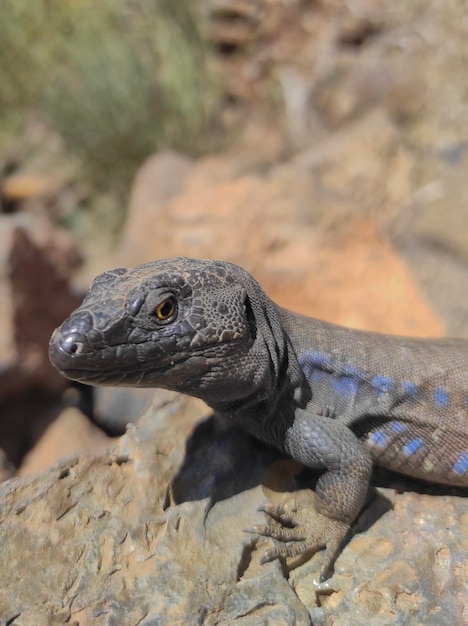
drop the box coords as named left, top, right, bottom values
left=49, top=336, right=199, bottom=386
left=49, top=325, right=238, bottom=388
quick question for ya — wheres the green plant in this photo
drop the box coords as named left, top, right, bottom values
left=46, top=1, right=216, bottom=193
left=0, top=0, right=67, bottom=135
left=0, top=0, right=218, bottom=224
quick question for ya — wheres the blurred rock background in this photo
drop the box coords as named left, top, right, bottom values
left=0, top=1, right=468, bottom=623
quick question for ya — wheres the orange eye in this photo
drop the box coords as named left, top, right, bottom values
left=154, top=296, right=177, bottom=321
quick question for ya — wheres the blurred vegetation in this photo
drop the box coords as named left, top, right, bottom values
left=0, top=0, right=219, bottom=229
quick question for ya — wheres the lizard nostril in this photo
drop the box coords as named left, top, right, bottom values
left=60, top=332, right=85, bottom=356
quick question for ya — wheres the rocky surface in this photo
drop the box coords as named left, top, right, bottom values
left=0, top=213, right=81, bottom=465
left=0, top=392, right=466, bottom=625
left=117, top=149, right=444, bottom=335
left=200, top=0, right=468, bottom=336
left=18, top=407, right=112, bottom=477
left=0, top=214, right=80, bottom=399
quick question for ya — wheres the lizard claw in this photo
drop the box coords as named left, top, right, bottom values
left=246, top=501, right=350, bottom=581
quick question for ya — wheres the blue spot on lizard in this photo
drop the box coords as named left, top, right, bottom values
left=368, top=431, right=389, bottom=448
left=332, top=366, right=363, bottom=397
left=369, top=422, right=407, bottom=450
left=332, top=376, right=359, bottom=396
left=372, top=375, right=393, bottom=396
left=453, top=452, right=468, bottom=475
left=403, top=381, right=419, bottom=396
left=433, top=387, right=449, bottom=408
left=390, top=421, right=407, bottom=434
left=403, top=438, right=424, bottom=457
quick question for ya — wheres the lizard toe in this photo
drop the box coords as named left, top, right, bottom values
left=247, top=500, right=350, bottom=581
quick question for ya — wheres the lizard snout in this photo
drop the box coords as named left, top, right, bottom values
left=49, top=312, right=95, bottom=370
left=54, top=328, right=86, bottom=356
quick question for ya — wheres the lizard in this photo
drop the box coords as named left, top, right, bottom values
left=48, top=257, right=468, bottom=580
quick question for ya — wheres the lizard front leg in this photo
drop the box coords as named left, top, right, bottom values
left=250, top=410, right=373, bottom=580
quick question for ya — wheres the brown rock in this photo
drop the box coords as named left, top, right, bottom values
left=0, top=448, right=15, bottom=483
left=119, top=150, right=443, bottom=337
left=0, top=214, right=81, bottom=399
left=127, top=150, right=194, bottom=217
left=0, top=392, right=310, bottom=624
left=206, top=0, right=264, bottom=48
left=18, top=407, right=113, bottom=477
left=0, top=391, right=465, bottom=624
left=1, top=173, right=58, bottom=202
left=259, top=217, right=444, bottom=336
left=92, top=386, right=156, bottom=433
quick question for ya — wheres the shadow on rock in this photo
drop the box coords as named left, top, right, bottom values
left=171, top=414, right=286, bottom=508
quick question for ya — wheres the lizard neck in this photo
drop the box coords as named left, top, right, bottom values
left=206, top=290, right=310, bottom=447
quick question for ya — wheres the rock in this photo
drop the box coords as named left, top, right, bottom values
left=92, top=386, right=156, bottom=434
left=127, top=151, right=194, bottom=218
left=0, top=213, right=81, bottom=400
left=398, top=143, right=468, bottom=336
left=1, top=172, right=59, bottom=203
left=0, top=388, right=65, bottom=469
left=205, top=0, right=264, bottom=49
left=195, top=0, right=468, bottom=337
left=119, top=149, right=443, bottom=336
left=0, top=390, right=465, bottom=624
left=289, top=478, right=468, bottom=625
left=0, top=119, right=83, bottom=218
left=0, top=391, right=307, bottom=624
left=0, top=448, right=15, bottom=483
left=0, top=214, right=82, bottom=469
left=18, top=407, right=113, bottom=477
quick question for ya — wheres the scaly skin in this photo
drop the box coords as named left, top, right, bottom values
left=49, top=257, right=468, bottom=579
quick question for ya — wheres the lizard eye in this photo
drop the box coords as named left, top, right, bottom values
left=154, top=296, right=177, bottom=322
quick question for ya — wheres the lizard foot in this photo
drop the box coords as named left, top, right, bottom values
left=247, top=501, right=350, bottom=581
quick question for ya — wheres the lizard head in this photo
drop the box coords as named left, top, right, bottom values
left=49, top=257, right=280, bottom=405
